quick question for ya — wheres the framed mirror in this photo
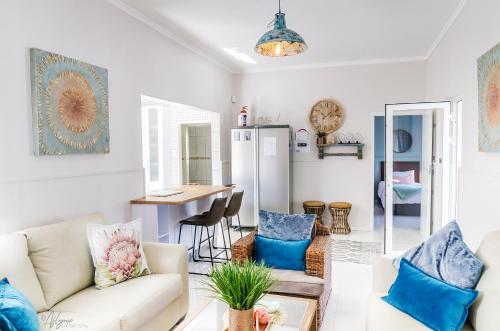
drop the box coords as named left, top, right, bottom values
left=393, top=129, right=412, bottom=153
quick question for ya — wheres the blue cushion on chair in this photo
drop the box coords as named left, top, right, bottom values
left=258, top=210, right=315, bottom=241
left=254, top=235, right=310, bottom=271
left=394, top=221, right=483, bottom=289
left=382, top=259, right=478, bottom=331
left=0, top=278, right=39, bottom=331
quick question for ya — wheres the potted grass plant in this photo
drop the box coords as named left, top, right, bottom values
left=203, top=261, right=274, bottom=331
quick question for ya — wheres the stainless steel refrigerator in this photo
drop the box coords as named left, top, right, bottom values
left=231, top=125, right=292, bottom=228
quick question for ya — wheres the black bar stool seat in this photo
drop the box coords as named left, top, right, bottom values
left=177, top=197, right=228, bottom=275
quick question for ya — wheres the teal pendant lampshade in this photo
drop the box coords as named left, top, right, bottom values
left=255, top=3, right=307, bottom=57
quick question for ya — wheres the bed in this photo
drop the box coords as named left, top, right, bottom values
left=378, top=161, right=421, bottom=216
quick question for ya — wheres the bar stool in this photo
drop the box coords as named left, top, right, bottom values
left=212, top=191, right=244, bottom=252
left=303, top=200, right=330, bottom=235
left=303, top=200, right=326, bottom=223
left=178, top=197, right=228, bottom=271
left=329, top=202, right=352, bottom=234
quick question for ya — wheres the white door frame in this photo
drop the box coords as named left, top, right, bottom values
left=384, top=102, right=452, bottom=255
left=370, top=112, right=385, bottom=232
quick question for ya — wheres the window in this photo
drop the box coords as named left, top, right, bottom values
left=142, top=107, right=163, bottom=192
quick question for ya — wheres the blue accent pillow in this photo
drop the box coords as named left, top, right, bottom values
left=383, top=259, right=478, bottom=331
left=394, top=221, right=483, bottom=289
left=0, top=278, right=39, bottom=331
left=254, top=235, right=310, bottom=271
left=258, top=210, right=315, bottom=241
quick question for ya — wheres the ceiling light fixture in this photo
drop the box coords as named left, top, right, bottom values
left=255, top=0, right=307, bottom=57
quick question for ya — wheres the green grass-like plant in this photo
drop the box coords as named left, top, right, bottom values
left=203, top=261, right=274, bottom=311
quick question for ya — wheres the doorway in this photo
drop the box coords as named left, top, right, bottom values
left=383, top=102, right=455, bottom=255
left=141, top=95, right=222, bottom=193
left=181, top=123, right=213, bottom=185
left=371, top=101, right=460, bottom=255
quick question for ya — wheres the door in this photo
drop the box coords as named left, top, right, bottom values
left=258, top=127, right=291, bottom=214
left=384, top=102, right=451, bottom=255
left=181, top=124, right=212, bottom=185
left=231, top=128, right=258, bottom=227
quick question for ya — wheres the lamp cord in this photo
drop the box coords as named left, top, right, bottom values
left=278, top=0, right=281, bottom=13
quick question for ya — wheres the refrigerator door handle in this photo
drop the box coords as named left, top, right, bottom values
left=254, top=127, right=260, bottom=221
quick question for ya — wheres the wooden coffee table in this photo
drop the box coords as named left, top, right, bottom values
left=174, top=294, right=317, bottom=331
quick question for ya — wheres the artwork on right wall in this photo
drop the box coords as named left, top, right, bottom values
left=478, top=42, right=500, bottom=152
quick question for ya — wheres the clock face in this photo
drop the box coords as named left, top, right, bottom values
left=309, top=99, right=344, bottom=133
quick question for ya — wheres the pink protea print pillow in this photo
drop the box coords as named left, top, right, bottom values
left=87, top=219, right=150, bottom=289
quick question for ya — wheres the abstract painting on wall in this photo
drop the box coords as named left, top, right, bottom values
left=30, top=48, right=109, bottom=155
left=478, top=42, right=500, bottom=152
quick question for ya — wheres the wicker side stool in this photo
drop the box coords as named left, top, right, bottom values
left=329, top=202, right=352, bottom=234
left=303, top=201, right=330, bottom=235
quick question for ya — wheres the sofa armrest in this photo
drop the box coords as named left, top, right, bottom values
left=143, top=242, right=188, bottom=276
left=372, top=257, right=398, bottom=293
left=306, top=234, right=331, bottom=279
left=231, top=232, right=256, bottom=263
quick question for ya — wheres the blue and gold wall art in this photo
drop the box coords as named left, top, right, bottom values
left=478, top=42, right=500, bottom=152
left=30, top=48, right=109, bottom=155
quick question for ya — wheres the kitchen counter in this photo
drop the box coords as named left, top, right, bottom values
left=130, top=185, right=232, bottom=206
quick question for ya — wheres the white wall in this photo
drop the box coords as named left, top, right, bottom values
left=232, top=62, right=426, bottom=230
left=425, top=0, right=500, bottom=249
left=0, top=0, right=232, bottom=232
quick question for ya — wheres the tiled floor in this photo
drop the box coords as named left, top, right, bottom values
left=186, top=227, right=378, bottom=331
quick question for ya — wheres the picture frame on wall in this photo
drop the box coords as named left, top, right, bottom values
left=478, top=42, right=500, bottom=152
left=30, top=48, right=110, bottom=155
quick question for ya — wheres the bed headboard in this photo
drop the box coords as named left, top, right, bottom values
left=381, top=161, right=420, bottom=183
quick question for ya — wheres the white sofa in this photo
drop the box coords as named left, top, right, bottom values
left=366, top=231, right=500, bottom=331
left=0, top=212, right=189, bottom=331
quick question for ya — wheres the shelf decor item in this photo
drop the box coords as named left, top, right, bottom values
left=30, top=48, right=109, bottom=155
left=203, top=261, right=274, bottom=331
left=255, top=0, right=307, bottom=57
left=316, top=131, right=327, bottom=145
left=478, top=42, right=500, bottom=152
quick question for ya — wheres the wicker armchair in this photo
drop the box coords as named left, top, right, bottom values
left=231, top=227, right=331, bottom=329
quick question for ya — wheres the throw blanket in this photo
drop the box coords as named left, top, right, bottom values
left=393, top=184, right=421, bottom=200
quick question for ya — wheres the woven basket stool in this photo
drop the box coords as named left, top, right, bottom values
left=329, top=202, right=352, bottom=234
left=303, top=201, right=331, bottom=235
left=303, top=201, right=326, bottom=223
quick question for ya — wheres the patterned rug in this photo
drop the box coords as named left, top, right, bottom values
left=331, top=239, right=382, bottom=264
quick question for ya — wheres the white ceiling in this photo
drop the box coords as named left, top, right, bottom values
left=110, top=0, right=466, bottom=73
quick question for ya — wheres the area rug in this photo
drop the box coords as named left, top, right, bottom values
left=331, top=239, right=382, bottom=264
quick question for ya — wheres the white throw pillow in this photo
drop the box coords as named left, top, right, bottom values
left=87, top=219, right=150, bottom=289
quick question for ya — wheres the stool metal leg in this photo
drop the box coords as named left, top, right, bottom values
left=237, top=214, right=243, bottom=238
left=225, top=217, right=232, bottom=246
left=206, top=226, right=214, bottom=268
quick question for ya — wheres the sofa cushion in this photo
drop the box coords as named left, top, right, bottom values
left=270, top=269, right=324, bottom=297
left=382, top=259, right=477, bottom=331
left=394, top=221, right=483, bottom=289
left=469, top=231, right=500, bottom=331
left=258, top=210, right=315, bottom=241
left=0, top=233, right=47, bottom=312
left=0, top=278, right=39, bottom=331
left=24, top=212, right=105, bottom=307
left=255, top=235, right=310, bottom=271
left=38, top=311, right=120, bottom=331
left=87, top=219, right=150, bottom=289
left=52, top=274, right=182, bottom=331
left=366, top=293, right=474, bottom=331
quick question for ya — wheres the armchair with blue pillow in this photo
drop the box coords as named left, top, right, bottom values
left=231, top=210, right=332, bottom=329
left=366, top=221, right=500, bottom=331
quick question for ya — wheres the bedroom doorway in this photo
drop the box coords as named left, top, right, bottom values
left=383, top=102, right=453, bottom=255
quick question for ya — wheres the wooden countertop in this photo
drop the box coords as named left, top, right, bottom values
left=130, top=185, right=232, bottom=206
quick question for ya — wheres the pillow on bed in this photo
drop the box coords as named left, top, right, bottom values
left=393, top=170, right=415, bottom=184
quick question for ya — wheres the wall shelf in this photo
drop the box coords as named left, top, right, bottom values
left=317, top=143, right=364, bottom=160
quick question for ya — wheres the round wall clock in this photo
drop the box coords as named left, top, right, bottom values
left=309, top=99, right=344, bottom=133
